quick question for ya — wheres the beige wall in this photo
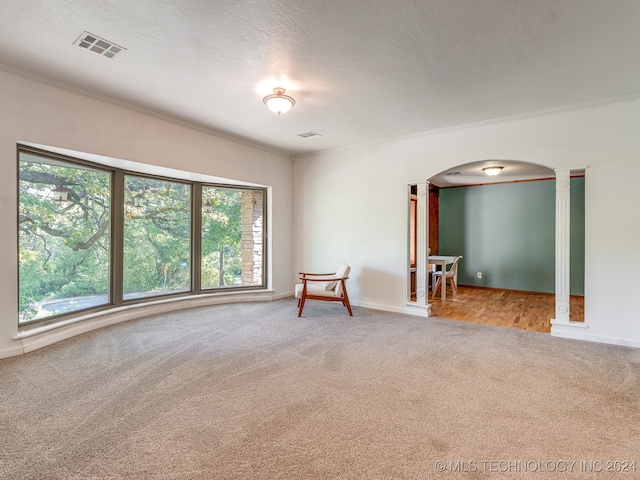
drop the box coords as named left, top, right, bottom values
left=0, top=67, right=293, bottom=357
left=293, top=97, right=640, bottom=347
left=3, top=63, right=640, bottom=354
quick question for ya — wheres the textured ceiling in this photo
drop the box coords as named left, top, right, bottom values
left=2, top=0, right=640, bottom=158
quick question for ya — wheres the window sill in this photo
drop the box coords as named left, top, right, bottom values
left=14, top=289, right=276, bottom=342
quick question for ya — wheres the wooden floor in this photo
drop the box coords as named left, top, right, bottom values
left=428, top=285, right=584, bottom=334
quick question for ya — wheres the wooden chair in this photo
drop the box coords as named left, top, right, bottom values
left=432, top=255, right=463, bottom=299
left=294, top=263, right=353, bottom=317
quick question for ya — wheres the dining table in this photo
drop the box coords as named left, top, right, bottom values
left=428, top=255, right=459, bottom=300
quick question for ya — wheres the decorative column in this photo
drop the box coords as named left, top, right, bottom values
left=415, top=182, right=429, bottom=310
left=551, top=167, right=589, bottom=338
left=552, top=169, right=571, bottom=323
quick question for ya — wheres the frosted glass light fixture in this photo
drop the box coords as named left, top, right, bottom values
left=482, top=166, right=504, bottom=176
left=263, top=87, right=295, bottom=115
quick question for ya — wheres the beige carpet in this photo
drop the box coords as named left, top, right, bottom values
left=1, top=300, right=639, bottom=479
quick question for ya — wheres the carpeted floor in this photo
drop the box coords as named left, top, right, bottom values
left=1, top=300, right=639, bottom=479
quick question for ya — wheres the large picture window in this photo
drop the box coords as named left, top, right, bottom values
left=18, top=148, right=267, bottom=327
left=123, top=175, right=192, bottom=300
left=19, top=153, right=112, bottom=323
left=201, top=186, right=264, bottom=289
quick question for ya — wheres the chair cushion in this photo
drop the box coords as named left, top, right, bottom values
left=325, top=263, right=350, bottom=291
left=322, top=280, right=336, bottom=290
left=334, top=264, right=350, bottom=297
left=295, top=282, right=340, bottom=299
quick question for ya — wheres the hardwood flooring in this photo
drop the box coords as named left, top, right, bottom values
left=428, top=285, right=584, bottom=334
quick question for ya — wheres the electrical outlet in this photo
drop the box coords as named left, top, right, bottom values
left=477, top=272, right=483, bottom=279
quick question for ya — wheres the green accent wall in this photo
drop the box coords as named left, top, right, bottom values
left=438, top=177, right=585, bottom=295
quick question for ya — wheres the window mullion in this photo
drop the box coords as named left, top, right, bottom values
left=112, top=170, right=124, bottom=306
left=193, top=183, right=202, bottom=294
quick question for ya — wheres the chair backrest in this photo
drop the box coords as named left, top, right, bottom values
left=334, top=263, right=351, bottom=297
left=448, top=255, right=463, bottom=278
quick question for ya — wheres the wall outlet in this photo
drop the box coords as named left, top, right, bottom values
left=477, top=272, right=483, bottom=279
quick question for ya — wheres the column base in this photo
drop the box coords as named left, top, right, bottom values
left=551, top=318, right=589, bottom=339
left=404, top=302, right=431, bottom=317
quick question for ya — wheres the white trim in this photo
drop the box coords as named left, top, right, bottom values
left=551, top=329, right=640, bottom=349
left=293, top=93, right=640, bottom=160
left=272, top=291, right=294, bottom=301
left=0, top=344, right=25, bottom=359
left=5, top=290, right=280, bottom=358
left=550, top=319, right=589, bottom=335
left=20, top=142, right=266, bottom=188
left=1, top=63, right=291, bottom=158
left=554, top=169, right=571, bottom=322
left=415, top=182, right=429, bottom=307
left=7, top=294, right=634, bottom=358
left=404, top=302, right=431, bottom=317
left=351, top=300, right=429, bottom=317
left=5, top=61, right=640, bottom=160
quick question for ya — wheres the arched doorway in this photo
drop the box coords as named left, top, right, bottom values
left=408, top=160, right=586, bottom=332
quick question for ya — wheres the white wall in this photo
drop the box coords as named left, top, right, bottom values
left=0, top=67, right=293, bottom=357
left=293, top=98, right=640, bottom=348
left=3, top=64, right=639, bottom=354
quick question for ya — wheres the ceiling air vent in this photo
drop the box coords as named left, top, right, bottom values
left=298, top=131, right=322, bottom=139
left=445, top=171, right=464, bottom=176
left=73, top=32, right=126, bottom=59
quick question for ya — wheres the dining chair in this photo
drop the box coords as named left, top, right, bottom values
left=432, top=256, right=463, bottom=299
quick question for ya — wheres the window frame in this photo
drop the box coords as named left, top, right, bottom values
left=198, top=183, right=267, bottom=293
left=121, top=171, right=194, bottom=303
left=17, top=145, right=268, bottom=329
left=18, top=146, right=116, bottom=326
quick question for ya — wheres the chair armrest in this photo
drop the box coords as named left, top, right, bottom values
left=299, top=271, right=336, bottom=276
left=299, top=276, right=349, bottom=282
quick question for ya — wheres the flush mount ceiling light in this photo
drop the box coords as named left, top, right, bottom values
left=263, top=88, right=295, bottom=115
left=483, top=166, right=504, bottom=176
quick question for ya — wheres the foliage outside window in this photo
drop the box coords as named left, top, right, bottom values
left=18, top=149, right=267, bottom=327
left=201, top=186, right=263, bottom=288
left=19, top=153, right=111, bottom=323
left=124, top=175, right=192, bottom=299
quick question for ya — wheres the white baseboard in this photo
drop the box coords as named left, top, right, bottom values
left=0, top=343, right=25, bottom=359
left=272, top=291, right=294, bottom=300
left=551, top=329, right=640, bottom=349
left=5, top=293, right=638, bottom=358
left=351, top=300, right=429, bottom=317
left=4, top=290, right=283, bottom=358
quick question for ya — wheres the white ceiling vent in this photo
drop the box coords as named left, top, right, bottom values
left=73, top=32, right=126, bottom=59
left=445, top=171, right=464, bottom=176
left=298, top=131, right=322, bottom=139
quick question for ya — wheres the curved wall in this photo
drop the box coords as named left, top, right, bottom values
left=0, top=67, right=293, bottom=358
